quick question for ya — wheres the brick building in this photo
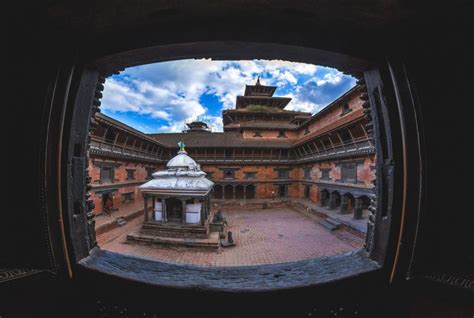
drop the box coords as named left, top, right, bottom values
left=89, top=80, right=375, bottom=221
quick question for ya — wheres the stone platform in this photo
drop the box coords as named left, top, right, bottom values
left=126, top=220, right=220, bottom=249
left=99, top=207, right=363, bottom=266
left=127, top=230, right=220, bottom=250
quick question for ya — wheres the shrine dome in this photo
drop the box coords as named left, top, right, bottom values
left=139, top=142, right=214, bottom=195
left=166, top=150, right=198, bottom=170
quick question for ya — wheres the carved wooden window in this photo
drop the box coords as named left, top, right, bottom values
left=320, top=169, right=331, bottom=180
left=126, top=169, right=135, bottom=180
left=303, top=167, right=311, bottom=179
left=341, top=163, right=357, bottom=183
left=223, top=169, right=235, bottom=179
left=122, top=192, right=134, bottom=203
left=341, top=102, right=352, bottom=116
left=100, top=166, right=114, bottom=183
left=245, top=172, right=256, bottom=179
left=277, top=169, right=289, bottom=179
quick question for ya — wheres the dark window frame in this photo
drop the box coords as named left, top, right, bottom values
left=223, top=169, right=236, bottom=179
left=340, top=163, right=358, bottom=184
left=320, top=168, right=331, bottom=180
left=341, top=102, right=352, bottom=116
left=126, top=168, right=135, bottom=180
left=99, top=166, right=115, bottom=183
left=45, top=43, right=422, bottom=299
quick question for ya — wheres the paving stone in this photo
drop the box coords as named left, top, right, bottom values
left=97, top=207, right=364, bottom=267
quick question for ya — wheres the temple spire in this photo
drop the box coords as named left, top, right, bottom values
left=177, top=141, right=186, bottom=153
left=256, top=76, right=261, bottom=86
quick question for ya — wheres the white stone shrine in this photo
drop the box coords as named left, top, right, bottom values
left=127, top=142, right=219, bottom=249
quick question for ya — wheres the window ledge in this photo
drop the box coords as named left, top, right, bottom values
left=79, top=248, right=379, bottom=292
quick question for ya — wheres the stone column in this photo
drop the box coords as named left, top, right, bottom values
left=340, top=195, right=349, bottom=214
left=181, top=199, right=186, bottom=224
left=200, top=200, right=205, bottom=226
left=162, top=198, right=167, bottom=223
left=329, top=192, right=337, bottom=210
left=354, top=197, right=363, bottom=219
left=143, top=194, right=148, bottom=222
left=152, top=197, right=155, bottom=221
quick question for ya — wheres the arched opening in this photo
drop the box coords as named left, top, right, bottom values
left=224, top=185, right=234, bottom=200
left=245, top=184, right=256, bottom=199
left=329, top=191, right=341, bottom=210
left=304, top=184, right=311, bottom=199
left=320, top=189, right=330, bottom=207
left=213, top=184, right=223, bottom=200
left=341, top=193, right=355, bottom=214
left=235, top=184, right=244, bottom=199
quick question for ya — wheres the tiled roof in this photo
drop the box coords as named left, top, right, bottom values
left=225, top=121, right=300, bottom=130
left=147, top=132, right=295, bottom=148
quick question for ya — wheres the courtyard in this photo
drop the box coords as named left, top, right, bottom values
left=97, top=206, right=364, bottom=267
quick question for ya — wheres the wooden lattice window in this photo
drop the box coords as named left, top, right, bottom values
left=126, top=169, right=135, bottom=180
left=341, top=163, right=357, bottom=183
left=100, top=166, right=114, bottom=183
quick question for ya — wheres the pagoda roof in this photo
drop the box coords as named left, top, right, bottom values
left=236, top=95, right=292, bottom=109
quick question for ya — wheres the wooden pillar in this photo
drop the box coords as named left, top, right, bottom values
left=162, top=198, right=167, bottom=223
left=354, top=197, right=363, bottom=220
left=151, top=197, right=155, bottom=221
left=232, top=185, right=236, bottom=199
left=143, top=194, right=148, bottom=222
left=340, top=195, right=349, bottom=214
left=243, top=185, right=247, bottom=200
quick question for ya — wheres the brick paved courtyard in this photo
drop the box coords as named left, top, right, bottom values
left=98, top=207, right=364, bottom=267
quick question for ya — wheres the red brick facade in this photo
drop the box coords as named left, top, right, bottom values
left=89, top=84, right=375, bottom=218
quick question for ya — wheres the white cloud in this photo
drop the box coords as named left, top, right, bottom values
left=101, top=59, right=353, bottom=133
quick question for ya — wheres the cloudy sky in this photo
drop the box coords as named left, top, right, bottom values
left=101, top=59, right=356, bottom=133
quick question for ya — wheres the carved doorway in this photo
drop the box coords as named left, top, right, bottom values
left=166, top=198, right=183, bottom=223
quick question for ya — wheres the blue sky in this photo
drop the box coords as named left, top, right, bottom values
left=101, top=59, right=356, bottom=133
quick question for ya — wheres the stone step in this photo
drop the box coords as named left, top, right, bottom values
left=140, top=223, right=209, bottom=239
left=326, top=217, right=342, bottom=227
left=116, top=217, right=127, bottom=227
left=127, top=231, right=220, bottom=250
left=319, top=218, right=341, bottom=231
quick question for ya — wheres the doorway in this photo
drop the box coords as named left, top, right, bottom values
left=166, top=198, right=183, bottom=223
